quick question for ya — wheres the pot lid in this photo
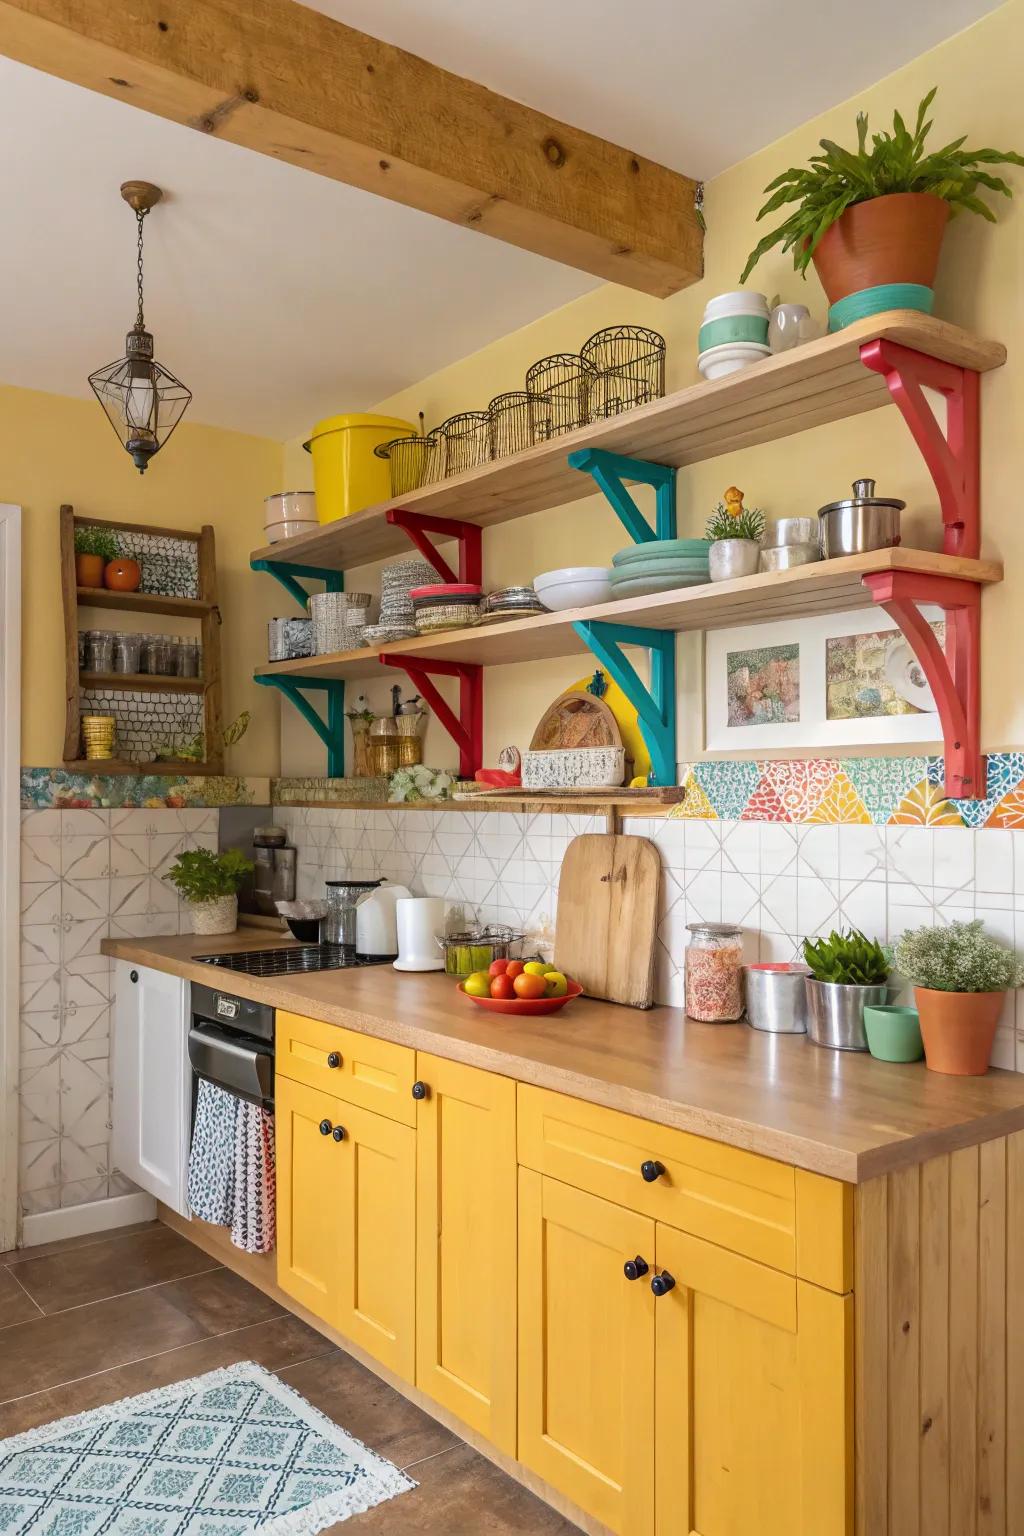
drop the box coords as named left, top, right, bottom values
left=817, top=477, right=906, bottom=518
left=686, top=921, right=742, bottom=936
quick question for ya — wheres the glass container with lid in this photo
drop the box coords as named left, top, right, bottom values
left=684, top=922, right=745, bottom=1022
left=324, top=878, right=383, bottom=947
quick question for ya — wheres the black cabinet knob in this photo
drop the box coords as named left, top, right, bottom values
left=332, top=1125, right=346, bottom=1142
left=651, top=1270, right=676, bottom=1297
left=624, top=1255, right=650, bottom=1281
left=129, top=970, right=139, bottom=984
left=319, top=1119, right=332, bottom=1136
left=411, top=1081, right=428, bottom=1100
left=326, top=1052, right=342, bottom=1069
left=640, top=1159, right=666, bottom=1183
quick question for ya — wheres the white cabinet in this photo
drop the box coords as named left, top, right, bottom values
left=112, top=961, right=191, bottom=1217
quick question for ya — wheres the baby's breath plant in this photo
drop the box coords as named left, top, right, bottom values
left=894, top=920, right=1024, bottom=994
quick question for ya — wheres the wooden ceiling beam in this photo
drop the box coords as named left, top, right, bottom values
left=0, top=0, right=704, bottom=297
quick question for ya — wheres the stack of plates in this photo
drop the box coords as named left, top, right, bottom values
left=378, top=559, right=438, bottom=633
left=479, top=586, right=547, bottom=623
left=609, top=538, right=711, bottom=598
left=411, top=583, right=483, bottom=634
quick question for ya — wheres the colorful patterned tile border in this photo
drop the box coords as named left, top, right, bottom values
left=20, top=768, right=269, bottom=809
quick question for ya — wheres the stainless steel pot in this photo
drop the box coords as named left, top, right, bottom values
left=805, top=977, right=891, bottom=1050
left=818, top=478, right=904, bottom=558
left=744, top=963, right=811, bottom=1033
left=758, top=543, right=820, bottom=573
left=770, top=516, right=818, bottom=547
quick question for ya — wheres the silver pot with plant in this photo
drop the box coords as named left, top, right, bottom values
left=164, top=847, right=253, bottom=936
left=893, top=920, right=1024, bottom=1076
left=802, top=928, right=891, bottom=1051
left=705, top=487, right=765, bottom=581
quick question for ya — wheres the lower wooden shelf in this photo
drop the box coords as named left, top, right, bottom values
left=63, top=759, right=216, bottom=775
left=80, top=672, right=207, bottom=694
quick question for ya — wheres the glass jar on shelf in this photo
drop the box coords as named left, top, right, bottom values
left=142, top=635, right=175, bottom=676
left=176, top=639, right=200, bottom=678
left=684, top=922, right=745, bottom=1022
left=85, top=629, right=114, bottom=674
left=111, top=633, right=142, bottom=674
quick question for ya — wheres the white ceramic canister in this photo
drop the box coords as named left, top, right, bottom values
left=393, top=896, right=446, bottom=971
left=356, top=883, right=411, bottom=958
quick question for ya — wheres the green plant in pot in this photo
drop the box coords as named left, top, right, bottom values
left=802, top=928, right=891, bottom=1051
left=164, top=847, right=253, bottom=937
left=73, top=526, right=119, bottom=588
left=740, top=87, right=1024, bottom=326
left=705, top=487, right=765, bottom=582
left=893, top=920, right=1024, bottom=1076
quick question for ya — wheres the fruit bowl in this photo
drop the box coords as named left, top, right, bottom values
left=457, top=979, right=583, bottom=1015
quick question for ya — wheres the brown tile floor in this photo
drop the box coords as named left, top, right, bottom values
left=0, top=1222, right=578, bottom=1533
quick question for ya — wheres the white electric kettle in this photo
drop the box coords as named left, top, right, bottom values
left=355, top=883, right=411, bottom=959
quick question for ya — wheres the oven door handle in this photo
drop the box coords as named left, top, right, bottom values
left=188, top=1024, right=274, bottom=1108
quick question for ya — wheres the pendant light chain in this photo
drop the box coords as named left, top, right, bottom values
left=135, top=207, right=148, bottom=331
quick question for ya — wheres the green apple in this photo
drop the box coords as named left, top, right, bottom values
left=544, top=971, right=569, bottom=997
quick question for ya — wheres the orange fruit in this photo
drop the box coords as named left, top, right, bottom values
left=513, top=972, right=546, bottom=1000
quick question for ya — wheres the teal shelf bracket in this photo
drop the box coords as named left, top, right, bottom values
left=573, top=621, right=676, bottom=787
left=568, top=448, right=677, bottom=544
left=256, top=675, right=346, bottom=777
left=251, top=558, right=344, bottom=611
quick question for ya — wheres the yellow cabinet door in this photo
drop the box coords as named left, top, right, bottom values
left=654, top=1222, right=853, bottom=1536
left=415, top=1054, right=517, bottom=1454
left=275, top=1075, right=345, bottom=1321
left=334, top=1098, right=417, bottom=1383
left=519, top=1170, right=655, bottom=1536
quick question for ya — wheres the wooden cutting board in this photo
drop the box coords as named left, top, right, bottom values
left=555, top=833, right=660, bottom=1008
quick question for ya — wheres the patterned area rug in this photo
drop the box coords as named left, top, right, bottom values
left=0, top=1361, right=415, bottom=1534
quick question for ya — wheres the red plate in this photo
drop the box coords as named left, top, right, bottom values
left=457, top=979, right=583, bottom=1015
left=409, top=583, right=482, bottom=598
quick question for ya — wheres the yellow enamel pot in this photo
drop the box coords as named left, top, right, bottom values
left=304, top=413, right=415, bottom=523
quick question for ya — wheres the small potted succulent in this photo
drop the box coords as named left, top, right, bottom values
left=893, top=920, right=1024, bottom=1075
left=73, top=525, right=119, bottom=588
left=740, top=88, right=1023, bottom=324
left=705, top=486, right=765, bottom=581
left=802, top=928, right=891, bottom=1051
left=164, top=847, right=253, bottom=936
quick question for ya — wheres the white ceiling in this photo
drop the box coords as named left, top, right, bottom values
left=0, top=0, right=1000, bottom=441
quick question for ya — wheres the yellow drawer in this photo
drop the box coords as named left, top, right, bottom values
left=518, top=1085, right=848, bottom=1284
left=276, top=1011, right=416, bottom=1126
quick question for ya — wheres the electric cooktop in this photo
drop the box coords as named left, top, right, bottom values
left=195, top=945, right=391, bottom=977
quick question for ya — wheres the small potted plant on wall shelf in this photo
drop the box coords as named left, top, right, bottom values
left=73, top=525, right=119, bottom=588
left=164, top=847, right=253, bottom=936
left=705, top=487, right=765, bottom=581
left=893, top=920, right=1024, bottom=1075
left=740, top=87, right=1023, bottom=328
left=802, top=928, right=891, bottom=1051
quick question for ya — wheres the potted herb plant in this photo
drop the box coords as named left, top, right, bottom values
left=705, top=486, right=765, bottom=581
left=893, top=920, right=1024, bottom=1075
left=740, top=88, right=1023, bottom=322
left=802, top=928, right=891, bottom=1051
left=73, top=525, right=119, bottom=588
left=164, top=847, right=253, bottom=936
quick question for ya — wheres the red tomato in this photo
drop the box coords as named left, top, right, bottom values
left=489, top=974, right=516, bottom=1000
left=488, top=958, right=510, bottom=977
left=505, top=960, right=526, bottom=980
left=513, top=972, right=546, bottom=1000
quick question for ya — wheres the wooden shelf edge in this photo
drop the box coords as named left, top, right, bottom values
left=76, top=587, right=213, bottom=616
left=80, top=672, right=207, bottom=694
left=62, top=759, right=218, bottom=776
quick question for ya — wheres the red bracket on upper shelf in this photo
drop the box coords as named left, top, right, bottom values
left=380, top=655, right=482, bottom=779
left=863, top=570, right=982, bottom=800
left=386, top=509, right=482, bottom=586
left=859, top=340, right=980, bottom=558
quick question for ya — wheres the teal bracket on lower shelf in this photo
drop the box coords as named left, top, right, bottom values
left=568, top=448, right=677, bottom=544
left=251, top=558, right=344, bottom=610
left=573, top=622, right=676, bottom=787
left=256, top=675, right=346, bottom=777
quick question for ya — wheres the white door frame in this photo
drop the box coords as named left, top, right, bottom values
left=0, top=504, right=21, bottom=1251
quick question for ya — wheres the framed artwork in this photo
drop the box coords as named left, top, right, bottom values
left=705, top=606, right=944, bottom=750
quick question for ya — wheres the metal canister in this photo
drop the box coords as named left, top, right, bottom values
left=817, top=478, right=904, bottom=558
left=744, top=963, right=811, bottom=1034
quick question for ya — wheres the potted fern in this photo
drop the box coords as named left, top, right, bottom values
left=802, top=928, right=891, bottom=1051
left=164, top=847, right=253, bottom=936
left=705, top=487, right=765, bottom=582
left=893, top=920, right=1024, bottom=1075
left=740, top=88, right=1023, bottom=325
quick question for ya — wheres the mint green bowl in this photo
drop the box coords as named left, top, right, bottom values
left=862, top=1004, right=924, bottom=1063
left=698, top=314, right=770, bottom=351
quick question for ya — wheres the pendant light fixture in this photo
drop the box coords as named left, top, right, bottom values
left=89, top=181, right=191, bottom=473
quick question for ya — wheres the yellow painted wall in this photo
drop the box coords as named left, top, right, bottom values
left=3, top=385, right=284, bottom=775
left=282, top=0, right=1024, bottom=773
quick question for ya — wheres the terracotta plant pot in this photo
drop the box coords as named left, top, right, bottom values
left=811, top=193, right=950, bottom=306
left=75, top=552, right=105, bottom=588
left=915, top=986, right=1005, bottom=1075
left=104, top=558, right=142, bottom=592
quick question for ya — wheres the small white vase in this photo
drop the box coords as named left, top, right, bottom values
left=709, top=538, right=761, bottom=582
left=190, top=895, right=238, bottom=936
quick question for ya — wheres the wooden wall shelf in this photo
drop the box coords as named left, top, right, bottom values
left=80, top=671, right=207, bottom=694
left=76, top=588, right=214, bottom=619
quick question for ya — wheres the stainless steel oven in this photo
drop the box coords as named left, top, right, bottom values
left=188, top=981, right=274, bottom=1109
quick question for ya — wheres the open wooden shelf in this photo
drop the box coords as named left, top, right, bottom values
left=249, top=313, right=1006, bottom=574
left=76, top=587, right=213, bottom=619
left=63, top=759, right=216, bottom=776
left=80, top=671, right=207, bottom=694
left=255, top=547, right=1002, bottom=683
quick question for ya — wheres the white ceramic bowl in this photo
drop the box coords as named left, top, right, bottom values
left=264, top=518, right=319, bottom=543
left=534, top=567, right=612, bottom=610
left=697, top=341, right=772, bottom=381
left=701, top=290, right=770, bottom=322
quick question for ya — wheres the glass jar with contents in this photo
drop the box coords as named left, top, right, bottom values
left=684, top=922, right=745, bottom=1022
left=142, top=636, right=175, bottom=676
left=176, top=639, right=200, bottom=678
left=85, top=629, right=114, bottom=673
left=111, top=633, right=142, bottom=674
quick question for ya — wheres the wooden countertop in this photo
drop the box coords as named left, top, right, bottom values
left=102, top=928, right=1024, bottom=1184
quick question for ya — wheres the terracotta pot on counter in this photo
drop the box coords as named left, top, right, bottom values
left=104, top=557, right=142, bottom=592
left=915, top=986, right=1004, bottom=1075
left=812, top=192, right=950, bottom=305
left=75, top=552, right=105, bottom=587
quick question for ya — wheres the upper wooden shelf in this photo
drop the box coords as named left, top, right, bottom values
left=249, top=313, right=1006, bottom=575
left=256, top=547, right=1002, bottom=683
left=76, top=587, right=214, bottom=619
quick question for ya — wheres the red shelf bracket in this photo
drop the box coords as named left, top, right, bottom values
left=863, top=570, right=982, bottom=800
left=379, top=655, right=482, bottom=778
left=386, top=509, right=482, bottom=586
left=859, top=339, right=980, bottom=558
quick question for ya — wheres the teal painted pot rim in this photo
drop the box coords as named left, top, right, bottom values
left=829, top=283, right=933, bottom=331
left=698, top=314, right=770, bottom=352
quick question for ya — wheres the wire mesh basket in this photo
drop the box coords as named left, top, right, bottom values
left=374, top=433, right=442, bottom=496
left=524, top=354, right=597, bottom=436
left=437, top=411, right=491, bottom=478
left=580, top=325, right=666, bottom=417
left=486, top=391, right=555, bottom=459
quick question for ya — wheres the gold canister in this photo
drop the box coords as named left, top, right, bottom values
left=81, top=714, right=116, bottom=760
left=370, top=739, right=399, bottom=775
left=397, top=736, right=422, bottom=766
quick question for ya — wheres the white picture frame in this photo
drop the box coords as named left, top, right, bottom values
left=705, top=604, right=944, bottom=751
